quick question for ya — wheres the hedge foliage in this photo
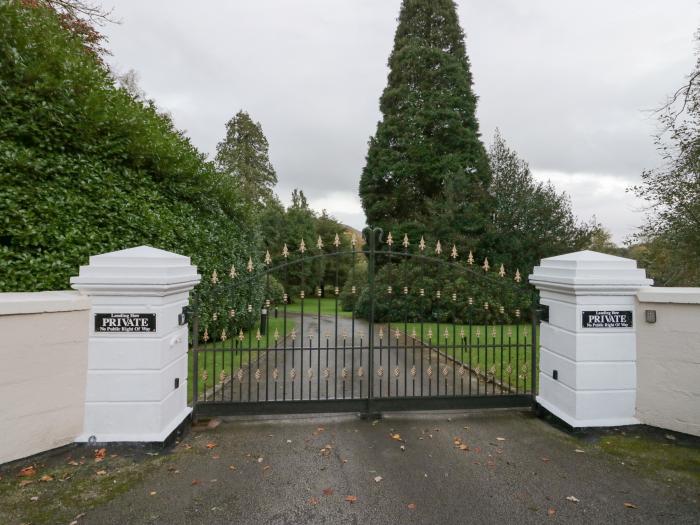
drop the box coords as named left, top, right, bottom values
left=0, top=2, right=262, bottom=326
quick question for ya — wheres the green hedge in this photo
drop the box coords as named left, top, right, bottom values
left=0, top=2, right=262, bottom=324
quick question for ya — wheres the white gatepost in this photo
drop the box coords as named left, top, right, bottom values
left=71, top=246, right=200, bottom=442
left=529, top=250, right=652, bottom=428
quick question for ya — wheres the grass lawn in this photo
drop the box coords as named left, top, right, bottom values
left=187, top=317, right=295, bottom=402
left=283, top=297, right=354, bottom=318
left=386, top=321, right=539, bottom=393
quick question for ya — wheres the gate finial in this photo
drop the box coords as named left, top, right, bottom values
left=402, top=233, right=409, bottom=248
left=299, top=238, right=306, bottom=254
left=467, top=250, right=474, bottom=265
left=282, top=243, right=289, bottom=258
left=419, top=236, right=426, bottom=251
left=265, top=250, right=272, bottom=265
left=482, top=257, right=490, bottom=272
left=316, top=235, right=324, bottom=250
left=450, top=244, right=458, bottom=259
left=333, top=233, right=340, bottom=247
left=247, top=257, right=254, bottom=272
left=386, top=232, right=393, bottom=246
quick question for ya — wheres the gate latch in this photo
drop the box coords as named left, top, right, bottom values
left=178, top=306, right=191, bottom=326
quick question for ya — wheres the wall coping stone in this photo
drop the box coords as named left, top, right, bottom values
left=0, top=290, right=90, bottom=316
left=637, top=286, right=700, bottom=304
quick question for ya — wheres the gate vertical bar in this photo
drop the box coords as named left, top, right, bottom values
left=531, top=305, right=539, bottom=403
left=192, top=307, right=199, bottom=418
left=366, top=227, right=378, bottom=417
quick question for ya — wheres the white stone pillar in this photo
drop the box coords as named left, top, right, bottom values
left=71, top=246, right=200, bottom=442
left=529, top=250, right=652, bottom=428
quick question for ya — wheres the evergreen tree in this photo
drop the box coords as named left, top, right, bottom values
left=359, top=0, right=490, bottom=244
left=486, top=130, right=595, bottom=272
left=215, top=110, right=277, bottom=205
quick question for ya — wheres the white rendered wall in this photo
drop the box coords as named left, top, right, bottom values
left=530, top=250, right=652, bottom=428
left=636, top=288, right=700, bottom=437
left=0, top=291, right=90, bottom=464
left=71, top=246, right=200, bottom=442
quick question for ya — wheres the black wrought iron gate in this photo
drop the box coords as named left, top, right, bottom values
left=189, top=228, right=538, bottom=418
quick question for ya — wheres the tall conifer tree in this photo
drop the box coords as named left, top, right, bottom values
left=216, top=110, right=277, bottom=206
left=359, top=0, right=490, bottom=243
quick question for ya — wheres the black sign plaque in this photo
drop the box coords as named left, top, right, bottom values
left=94, top=313, right=157, bottom=333
left=582, top=310, right=632, bottom=328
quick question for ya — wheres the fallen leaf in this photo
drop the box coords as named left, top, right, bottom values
left=286, top=439, right=292, bottom=444
left=459, top=444, right=469, bottom=451
left=566, top=496, right=579, bottom=503
left=263, top=465, right=271, bottom=471
left=317, top=427, right=325, bottom=432
left=547, top=508, right=556, bottom=517
left=257, top=457, right=264, bottom=463
left=323, top=487, right=334, bottom=496
left=67, top=460, right=79, bottom=466
left=39, top=474, right=53, bottom=482
left=496, top=437, right=506, bottom=441
left=191, top=479, right=202, bottom=485
left=400, top=445, right=406, bottom=451
left=541, top=457, right=550, bottom=463
left=30, top=496, right=39, bottom=502
left=211, top=455, right=220, bottom=460
left=308, top=497, right=319, bottom=505
left=149, top=491, right=157, bottom=496
left=574, top=449, right=585, bottom=453
left=206, top=443, right=217, bottom=449
left=345, top=495, right=358, bottom=503
left=408, top=503, right=417, bottom=510
left=68, top=513, right=86, bottom=525
left=96, top=470, right=107, bottom=476
left=623, top=502, right=638, bottom=509
left=94, top=448, right=107, bottom=462
left=390, top=433, right=403, bottom=442
left=374, top=476, right=383, bottom=482
left=229, top=465, right=236, bottom=471
left=18, top=466, right=36, bottom=477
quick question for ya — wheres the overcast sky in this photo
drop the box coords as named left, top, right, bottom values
left=101, top=0, right=698, bottom=243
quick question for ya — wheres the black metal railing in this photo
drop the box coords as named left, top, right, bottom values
left=189, top=228, right=539, bottom=417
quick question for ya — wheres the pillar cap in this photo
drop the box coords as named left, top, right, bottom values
left=529, top=250, right=652, bottom=293
left=71, top=246, right=201, bottom=296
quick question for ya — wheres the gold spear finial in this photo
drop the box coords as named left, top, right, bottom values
left=229, top=265, right=237, bottom=279
left=247, top=256, right=254, bottom=272
left=282, top=243, right=289, bottom=258
left=333, top=233, right=341, bottom=247
left=299, top=238, right=306, bottom=253
left=451, top=244, right=458, bottom=259
left=316, top=235, right=324, bottom=250
left=467, top=250, right=474, bottom=265
left=514, top=269, right=522, bottom=283
left=419, top=236, right=426, bottom=251
left=435, top=240, right=442, bottom=255
left=499, top=264, right=505, bottom=277
left=211, top=270, right=219, bottom=284
left=482, top=257, right=490, bottom=272
left=265, top=250, right=272, bottom=266
left=386, top=232, right=393, bottom=246
left=402, top=233, right=409, bottom=248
